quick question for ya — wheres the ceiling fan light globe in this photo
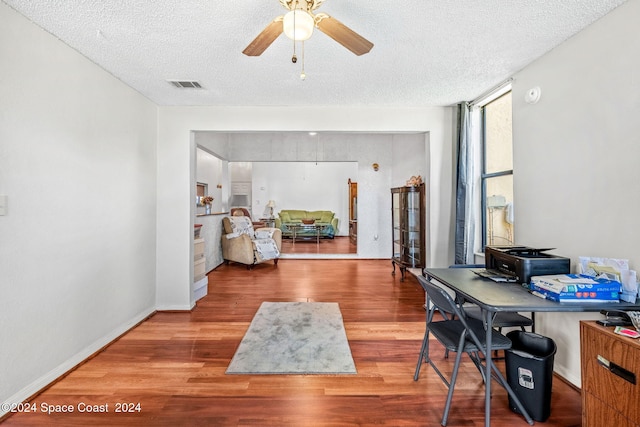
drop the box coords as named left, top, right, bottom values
left=283, top=10, right=314, bottom=41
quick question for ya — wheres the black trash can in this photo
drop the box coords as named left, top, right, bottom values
left=505, top=330, right=557, bottom=422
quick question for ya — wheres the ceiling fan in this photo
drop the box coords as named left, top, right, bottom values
left=242, top=0, right=374, bottom=57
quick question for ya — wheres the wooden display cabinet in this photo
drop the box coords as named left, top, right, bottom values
left=391, top=183, right=425, bottom=281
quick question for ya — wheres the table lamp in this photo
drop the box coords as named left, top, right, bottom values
left=266, top=200, right=276, bottom=218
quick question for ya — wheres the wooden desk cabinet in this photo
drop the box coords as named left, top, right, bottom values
left=580, top=321, right=640, bottom=427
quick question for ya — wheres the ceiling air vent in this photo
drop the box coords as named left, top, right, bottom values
left=168, top=80, right=202, bottom=89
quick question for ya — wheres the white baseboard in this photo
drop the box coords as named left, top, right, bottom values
left=1, top=307, right=155, bottom=418
left=156, top=303, right=194, bottom=311
left=553, top=365, right=580, bottom=388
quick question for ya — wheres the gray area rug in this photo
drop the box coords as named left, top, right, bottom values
left=226, top=302, right=357, bottom=374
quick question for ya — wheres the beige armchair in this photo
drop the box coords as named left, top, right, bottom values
left=230, top=207, right=266, bottom=228
left=221, top=216, right=281, bottom=269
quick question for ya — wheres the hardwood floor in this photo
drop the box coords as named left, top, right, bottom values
left=2, top=260, right=581, bottom=426
left=280, top=236, right=357, bottom=255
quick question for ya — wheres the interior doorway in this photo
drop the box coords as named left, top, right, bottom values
left=231, top=161, right=358, bottom=256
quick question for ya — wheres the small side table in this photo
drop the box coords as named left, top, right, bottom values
left=259, top=218, right=276, bottom=228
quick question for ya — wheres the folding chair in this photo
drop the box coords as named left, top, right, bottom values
left=413, top=275, right=514, bottom=426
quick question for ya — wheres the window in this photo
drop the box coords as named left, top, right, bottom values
left=196, top=183, right=207, bottom=198
left=481, top=91, right=513, bottom=247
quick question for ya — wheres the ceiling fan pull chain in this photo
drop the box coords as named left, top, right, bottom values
left=300, top=41, right=306, bottom=80
left=291, top=0, right=298, bottom=63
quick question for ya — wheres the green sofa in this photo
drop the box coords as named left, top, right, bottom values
left=275, top=210, right=338, bottom=238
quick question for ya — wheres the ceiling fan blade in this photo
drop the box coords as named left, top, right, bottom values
left=242, top=17, right=284, bottom=56
left=315, top=14, right=373, bottom=56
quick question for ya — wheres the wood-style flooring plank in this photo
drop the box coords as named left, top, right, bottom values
left=1, top=259, right=581, bottom=426
left=281, top=236, right=356, bottom=255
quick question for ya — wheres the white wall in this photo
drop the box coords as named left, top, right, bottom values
left=156, top=107, right=454, bottom=310
left=0, top=3, right=158, bottom=410
left=512, top=0, right=639, bottom=386
left=196, top=148, right=223, bottom=213
left=252, top=161, right=357, bottom=235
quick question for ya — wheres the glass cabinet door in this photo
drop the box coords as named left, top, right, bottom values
left=392, top=191, right=401, bottom=259
left=403, top=191, right=422, bottom=266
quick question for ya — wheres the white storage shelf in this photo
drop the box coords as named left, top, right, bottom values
left=194, top=237, right=207, bottom=301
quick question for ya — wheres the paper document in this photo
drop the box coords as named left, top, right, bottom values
left=473, top=269, right=519, bottom=283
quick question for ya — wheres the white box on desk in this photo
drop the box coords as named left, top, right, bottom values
left=530, top=274, right=621, bottom=302
left=530, top=274, right=622, bottom=294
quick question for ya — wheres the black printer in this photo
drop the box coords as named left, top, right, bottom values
left=485, top=245, right=570, bottom=285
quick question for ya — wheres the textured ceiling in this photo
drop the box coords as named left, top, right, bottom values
left=3, top=0, right=627, bottom=107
